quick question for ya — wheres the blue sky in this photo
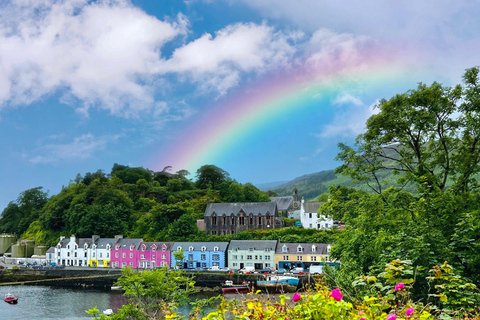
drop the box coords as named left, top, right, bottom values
left=1, top=0, right=480, bottom=211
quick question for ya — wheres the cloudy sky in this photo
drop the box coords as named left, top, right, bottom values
left=1, top=0, right=479, bottom=210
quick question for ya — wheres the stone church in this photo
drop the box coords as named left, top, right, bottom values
left=204, top=201, right=284, bottom=235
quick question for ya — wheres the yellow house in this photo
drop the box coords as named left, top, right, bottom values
left=274, top=243, right=334, bottom=269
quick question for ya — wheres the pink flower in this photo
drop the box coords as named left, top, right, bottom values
left=330, top=288, right=343, bottom=301
left=386, top=314, right=397, bottom=320
left=360, top=318, right=366, bottom=320
left=406, top=308, right=415, bottom=317
left=292, top=293, right=301, bottom=302
left=394, top=283, right=405, bottom=291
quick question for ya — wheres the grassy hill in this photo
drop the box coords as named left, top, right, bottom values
left=264, top=168, right=416, bottom=200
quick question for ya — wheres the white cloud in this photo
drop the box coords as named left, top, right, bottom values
left=318, top=98, right=379, bottom=138
left=0, top=0, right=187, bottom=116
left=29, top=133, right=122, bottom=164
left=160, top=22, right=297, bottom=95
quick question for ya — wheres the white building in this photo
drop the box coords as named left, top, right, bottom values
left=54, top=235, right=117, bottom=267
left=227, top=240, right=277, bottom=270
left=300, top=199, right=334, bottom=230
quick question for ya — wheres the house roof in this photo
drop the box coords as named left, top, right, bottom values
left=46, top=247, right=55, bottom=253
left=58, top=238, right=70, bottom=248
left=172, top=242, right=229, bottom=251
left=141, top=242, right=174, bottom=250
left=303, top=202, right=325, bottom=213
left=96, top=238, right=116, bottom=249
left=270, top=197, right=293, bottom=211
left=204, top=202, right=277, bottom=217
left=115, top=238, right=143, bottom=249
left=276, top=243, right=332, bottom=255
left=229, top=240, right=277, bottom=251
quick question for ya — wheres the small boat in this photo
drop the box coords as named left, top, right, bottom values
left=221, top=280, right=250, bottom=294
left=103, top=308, right=113, bottom=316
left=256, top=275, right=299, bottom=293
left=4, top=293, right=18, bottom=304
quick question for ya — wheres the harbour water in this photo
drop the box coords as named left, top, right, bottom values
left=0, top=285, right=126, bottom=320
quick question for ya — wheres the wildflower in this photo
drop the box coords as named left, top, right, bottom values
left=394, top=283, right=405, bottom=291
left=292, top=293, right=301, bottom=302
left=330, top=288, right=343, bottom=301
left=386, top=314, right=397, bottom=320
left=360, top=318, right=366, bottom=320
left=406, top=308, right=415, bottom=317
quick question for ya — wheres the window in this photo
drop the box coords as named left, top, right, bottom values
left=162, top=246, right=166, bottom=252
left=122, top=262, right=127, bottom=268
left=311, top=245, right=316, bottom=252
left=201, top=254, right=206, bottom=260
left=231, top=215, right=235, bottom=224
left=283, top=256, right=289, bottom=261
left=130, top=253, right=133, bottom=258
left=239, top=216, right=245, bottom=225
left=233, top=262, right=238, bottom=267
left=247, top=255, right=252, bottom=260
left=141, top=246, right=145, bottom=251
left=115, top=252, right=118, bottom=258
left=212, top=216, right=217, bottom=225
left=265, top=263, right=271, bottom=267
left=188, top=254, right=193, bottom=260
left=264, top=255, right=270, bottom=260
left=161, top=261, right=166, bottom=267
left=250, top=217, right=253, bottom=224
left=140, top=254, right=145, bottom=259
left=233, top=255, right=238, bottom=260
left=202, top=262, right=207, bottom=268
left=67, top=245, right=70, bottom=249
left=212, top=262, right=219, bottom=267
left=67, top=252, right=70, bottom=257
left=326, top=256, right=330, bottom=262
left=282, top=245, right=288, bottom=252
left=107, top=252, right=109, bottom=258
left=309, top=213, right=312, bottom=219
left=248, top=248, right=254, bottom=251
left=100, top=253, right=102, bottom=258
left=297, top=246, right=303, bottom=253
left=297, top=256, right=303, bottom=261
left=129, top=262, right=133, bottom=266
left=85, top=252, right=87, bottom=258
left=223, top=216, right=226, bottom=225
left=189, top=246, right=194, bottom=252
left=311, top=256, right=317, bottom=261
left=152, top=254, right=155, bottom=259
left=75, top=245, right=78, bottom=250
left=201, top=246, right=206, bottom=252
left=309, top=223, right=312, bottom=228
left=214, top=246, right=219, bottom=252
left=265, top=248, right=270, bottom=252
left=74, top=252, right=77, bottom=257
left=129, top=245, right=133, bottom=251
left=258, top=216, right=261, bottom=225
left=93, top=253, right=95, bottom=258
left=161, top=254, right=166, bottom=259
left=212, top=254, right=220, bottom=261
left=255, top=255, right=258, bottom=260
left=152, top=245, right=156, bottom=251
left=123, top=253, right=126, bottom=258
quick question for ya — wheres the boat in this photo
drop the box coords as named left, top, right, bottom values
left=256, top=275, right=299, bottom=293
left=221, top=280, right=250, bottom=294
left=4, top=293, right=18, bottom=304
left=103, top=308, right=113, bottom=316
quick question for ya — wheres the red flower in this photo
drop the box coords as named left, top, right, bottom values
left=292, top=293, right=301, bottom=302
left=394, top=283, right=404, bottom=291
left=330, top=288, right=343, bottom=301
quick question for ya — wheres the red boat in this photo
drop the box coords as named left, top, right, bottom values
left=4, top=293, right=18, bottom=304
left=221, top=280, right=250, bottom=294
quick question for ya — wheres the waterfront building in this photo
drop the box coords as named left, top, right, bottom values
left=204, top=201, right=283, bottom=235
left=54, top=235, right=116, bottom=267
left=299, top=199, right=334, bottom=230
left=274, top=243, right=337, bottom=270
left=227, top=240, right=277, bottom=270
left=171, top=242, right=228, bottom=269
left=110, top=238, right=143, bottom=268
left=138, top=242, right=173, bottom=269
left=46, top=247, right=55, bottom=264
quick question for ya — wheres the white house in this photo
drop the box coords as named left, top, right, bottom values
left=227, top=240, right=277, bottom=270
left=54, top=235, right=117, bottom=267
left=300, top=199, right=334, bottom=230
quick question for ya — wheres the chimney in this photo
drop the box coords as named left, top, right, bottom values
left=59, top=236, right=65, bottom=241
left=92, top=235, right=100, bottom=243
left=114, top=235, right=123, bottom=243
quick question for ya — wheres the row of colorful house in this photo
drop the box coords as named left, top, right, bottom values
left=46, top=235, right=337, bottom=270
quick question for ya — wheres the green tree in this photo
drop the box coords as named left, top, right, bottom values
left=195, top=165, right=229, bottom=190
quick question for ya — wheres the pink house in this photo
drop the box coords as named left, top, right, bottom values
left=111, top=238, right=143, bottom=268
left=138, top=242, right=173, bottom=269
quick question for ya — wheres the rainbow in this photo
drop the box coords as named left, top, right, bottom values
left=155, top=53, right=416, bottom=174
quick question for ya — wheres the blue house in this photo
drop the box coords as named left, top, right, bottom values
left=171, top=242, right=229, bottom=269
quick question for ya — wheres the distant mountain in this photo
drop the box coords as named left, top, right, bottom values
left=255, top=181, right=289, bottom=191
left=267, top=167, right=416, bottom=200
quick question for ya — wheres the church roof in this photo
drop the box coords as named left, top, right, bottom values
left=270, top=196, right=293, bottom=211
left=204, top=202, right=277, bottom=217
